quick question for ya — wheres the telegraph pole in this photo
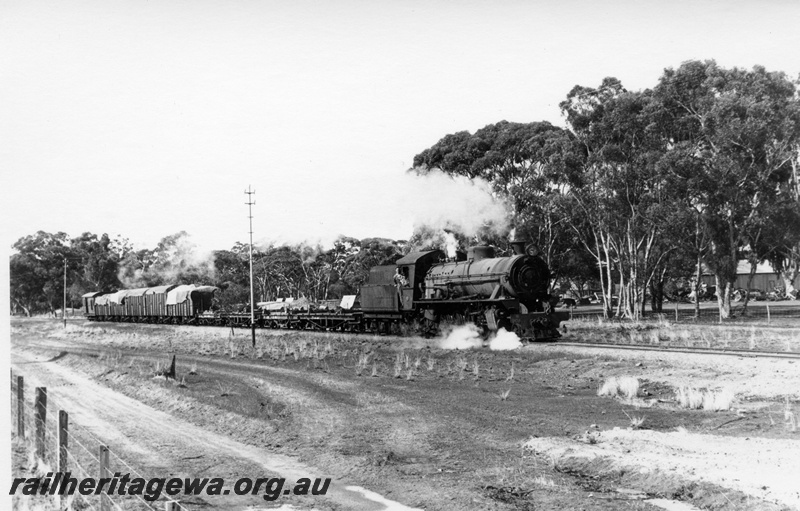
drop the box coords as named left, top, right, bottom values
left=63, top=257, right=67, bottom=328
left=245, top=186, right=256, bottom=347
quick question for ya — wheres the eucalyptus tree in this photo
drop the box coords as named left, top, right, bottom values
left=560, top=79, right=678, bottom=319
left=413, top=120, right=585, bottom=286
left=654, top=60, right=800, bottom=318
left=69, top=232, right=122, bottom=294
left=9, top=231, right=119, bottom=315
left=10, top=231, right=74, bottom=315
left=761, top=152, right=800, bottom=297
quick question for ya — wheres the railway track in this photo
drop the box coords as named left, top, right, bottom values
left=550, top=340, right=800, bottom=360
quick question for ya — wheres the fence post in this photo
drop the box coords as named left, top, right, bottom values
left=57, top=410, right=68, bottom=509
left=99, top=445, right=110, bottom=511
left=35, top=387, right=47, bottom=460
left=674, top=300, right=679, bottom=323
left=16, top=376, right=24, bottom=437
left=58, top=410, right=69, bottom=473
left=767, top=303, right=771, bottom=324
left=165, top=501, right=181, bottom=511
left=8, top=369, right=17, bottom=428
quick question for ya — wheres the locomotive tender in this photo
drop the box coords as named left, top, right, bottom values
left=83, top=242, right=566, bottom=340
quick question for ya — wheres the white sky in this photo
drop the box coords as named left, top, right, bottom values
left=2, top=0, right=799, bottom=252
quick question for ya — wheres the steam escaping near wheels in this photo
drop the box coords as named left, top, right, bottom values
left=438, top=324, right=484, bottom=350
left=488, top=329, right=522, bottom=351
left=436, top=324, right=522, bottom=351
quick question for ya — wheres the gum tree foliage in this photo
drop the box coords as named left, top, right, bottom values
left=11, top=231, right=71, bottom=315
left=69, top=232, right=123, bottom=293
left=327, top=237, right=405, bottom=297
left=211, top=248, right=250, bottom=310
left=244, top=237, right=405, bottom=303
left=411, top=61, right=800, bottom=322
left=653, top=60, right=800, bottom=318
left=349, top=237, right=405, bottom=281
left=116, top=231, right=216, bottom=288
left=560, top=79, right=678, bottom=319
left=412, top=121, right=587, bottom=288
left=10, top=231, right=122, bottom=315
left=10, top=230, right=408, bottom=313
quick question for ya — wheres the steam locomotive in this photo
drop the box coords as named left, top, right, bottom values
left=83, top=242, right=566, bottom=340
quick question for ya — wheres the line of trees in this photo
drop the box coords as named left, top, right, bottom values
left=9, top=231, right=407, bottom=316
left=413, top=60, right=800, bottom=320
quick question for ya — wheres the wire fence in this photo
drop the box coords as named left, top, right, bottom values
left=567, top=301, right=800, bottom=323
left=10, top=371, right=189, bottom=511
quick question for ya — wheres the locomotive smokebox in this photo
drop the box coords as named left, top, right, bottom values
left=509, top=241, right=527, bottom=256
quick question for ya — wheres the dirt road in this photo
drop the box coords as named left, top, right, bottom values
left=10, top=319, right=800, bottom=511
left=11, top=347, right=421, bottom=510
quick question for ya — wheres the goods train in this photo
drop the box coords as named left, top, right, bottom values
left=83, top=241, right=567, bottom=340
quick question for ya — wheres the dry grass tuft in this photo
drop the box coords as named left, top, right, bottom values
left=676, top=386, right=735, bottom=411
left=597, top=376, right=639, bottom=400
left=355, top=350, right=371, bottom=376
left=499, top=388, right=511, bottom=401
left=217, top=381, right=233, bottom=397
left=785, top=397, right=797, bottom=432
left=622, top=410, right=646, bottom=429
left=676, top=386, right=704, bottom=409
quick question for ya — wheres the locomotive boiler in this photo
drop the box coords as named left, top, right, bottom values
left=361, top=241, right=565, bottom=339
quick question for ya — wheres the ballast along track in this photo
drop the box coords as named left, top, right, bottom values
left=551, top=340, right=800, bottom=360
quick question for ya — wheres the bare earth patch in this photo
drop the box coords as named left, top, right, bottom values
left=9, top=318, right=800, bottom=510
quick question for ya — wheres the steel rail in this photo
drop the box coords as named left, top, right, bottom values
left=550, top=341, right=800, bottom=359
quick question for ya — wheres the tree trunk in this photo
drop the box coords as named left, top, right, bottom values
left=740, top=262, right=758, bottom=315
left=778, top=263, right=798, bottom=298
left=694, top=254, right=702, bottom=319
left=715, top=275, right=732, bottom=320
left=12, top=297, right=31, bottom=317
left=650, top=280, right=664, bottom=313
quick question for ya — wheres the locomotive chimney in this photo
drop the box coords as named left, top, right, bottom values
left=510, top=240, right=526, bottom=256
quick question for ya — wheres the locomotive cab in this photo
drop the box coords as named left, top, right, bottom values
left=395, top=250, right=445, bottom=309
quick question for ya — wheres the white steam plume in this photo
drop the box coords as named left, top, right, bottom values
left=117, top=232, right=217, bottom=289
left=488, top=328, right=522, bottom=351
left=405, top=169, right=510, bottom=238
left=438, top=323, right=484, bottom=350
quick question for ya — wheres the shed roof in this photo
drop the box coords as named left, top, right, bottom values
left=702, top=260, right=777, bottom=276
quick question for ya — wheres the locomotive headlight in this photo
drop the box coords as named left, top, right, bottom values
left=526, top=244, right=540, bottom=257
